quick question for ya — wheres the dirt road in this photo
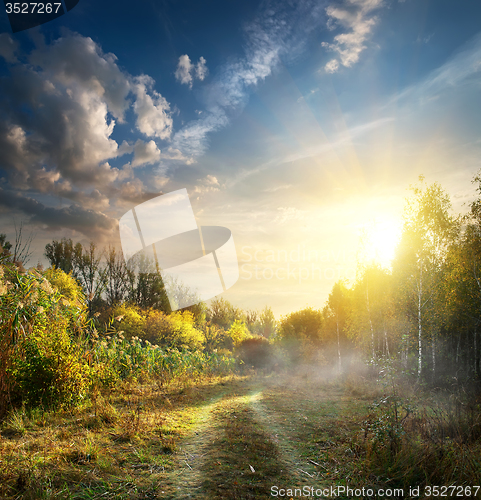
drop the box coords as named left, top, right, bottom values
left=158, top=375, right=366, bottom=499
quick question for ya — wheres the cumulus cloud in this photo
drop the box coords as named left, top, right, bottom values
left=0, top=32, right=174, bottom=239
left=175, top=54, right=209, bottom=88
left=196, top=56, right=208, bottom=81
left=321, top=0, right=384, bottom=73
left=132, top=75, right=173, bottom=139
left=192, top=174, right=221, bottom=197
left=325, top=59, right=340, bottom=73
left=132, top=139, right=161, bottom=167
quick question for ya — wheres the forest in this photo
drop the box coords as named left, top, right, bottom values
left=0, top=174, right=480, bottom=499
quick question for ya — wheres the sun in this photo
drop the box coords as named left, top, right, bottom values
left=359, top=219, right=402, bottom=269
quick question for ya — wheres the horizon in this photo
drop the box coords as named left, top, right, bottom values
left=1, top=0, right=481, bottom=317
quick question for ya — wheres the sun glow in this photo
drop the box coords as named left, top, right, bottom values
left=359, top=219, right=402, bottom=269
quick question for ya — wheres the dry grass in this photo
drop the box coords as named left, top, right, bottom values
left=0, top=374, right=239, bottom=499
left=0, top=369, right=480, bottom=499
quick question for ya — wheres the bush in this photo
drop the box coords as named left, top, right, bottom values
left=236, top=337, right=273, bottom=368
left=111, top=303, right=146, bottom=339
left=0, top=261, right=91, bottom=412
left=144, top=310, right=205, bottom=350
left=204, top=322, right=232, bottom=352
left=227, top=319, right=252, bottom=347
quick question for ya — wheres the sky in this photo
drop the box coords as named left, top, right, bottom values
left=0, top=0, right=481, bottom=316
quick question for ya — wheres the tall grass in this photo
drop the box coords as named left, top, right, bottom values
left=0, top=257, right=237, bottom=417
left=357, top=363, right=481, bottom=489
left=88, top=331, right=236, bottom=390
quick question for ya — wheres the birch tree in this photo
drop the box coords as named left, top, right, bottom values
left=393, top=176, right=458, bottom=378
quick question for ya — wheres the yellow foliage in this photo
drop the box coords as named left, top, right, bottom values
left=44, top=267, right=86, bottom=309
left=227, top=319, right=252, bottom=347
left=111, top=303, right=146, bottom=339
left=145, top=309, right=205, bottom=350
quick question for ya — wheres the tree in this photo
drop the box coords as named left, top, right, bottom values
left=277, top=307, right=323, bottom=344
left=0, top=234, right=12, bottom=255
left=207, top=297, right=244, bottom=331
left=259, top=306, right=276, bottom=338
left=103, top=246, right=129, bottom=307
left=126, top=252, right=170, bottom=312
left=349, top=264, right=396, bottom=362
left=72, top=242, right=106, bottom=316
left=325, top=281, right=351, bottom=373
left=392, top=176, right=459, bottom=378
left=1, top=221, right=34, bottom=266
left=45, top=238, right=79, bottom=274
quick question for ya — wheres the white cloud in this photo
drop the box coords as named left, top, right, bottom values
left=175, top=54, right=209, bottom=89
left=172, top=1, right=324, bottom=159
left=325, top=59, right=340, bottom=73
left=192, top=174, right=221, bottom=196
left=30, top=32, right=132, bottom=121
left=196, top=56, right=208, bottom=81
left=175, top=54, right=194, bottom=87
left=205, top=174, right=219, bottom=185
left=132, top=139, right=161, bottom=167
left=322, top=0, right=384, bottom=73
left=132, top=75, right=173, bottom=139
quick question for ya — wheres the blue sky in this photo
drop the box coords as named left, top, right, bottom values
left=1, top=0, right=481, bottom=315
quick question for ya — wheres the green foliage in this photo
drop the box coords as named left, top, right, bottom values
left=44, top=266, right=85, bottom=308
left=207, top=297, right=245, bottom=330
left=203, top=322, right=231, bottom=352
left=277, top=307, right=323, bottom=343
left=276, top=307, right=324, bottom=363
left=89, top=333, right=235, bottom=389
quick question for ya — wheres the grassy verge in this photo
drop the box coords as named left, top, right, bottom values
left=0, top=374, right=241, bottom=499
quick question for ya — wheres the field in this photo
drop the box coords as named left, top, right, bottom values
left=2, top=368, right=480, bottom=500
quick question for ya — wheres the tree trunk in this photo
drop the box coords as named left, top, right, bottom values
left=336, top=317, right=342, bottom=374
left=474, top=325, right=478, bottom=377
left=365, top=286, right=375, bottom=362
left=432, top=331, right=436, bottom=381
left=384, top=328, right=390, bottom=357
left=417, top=281, right=423, bottom=378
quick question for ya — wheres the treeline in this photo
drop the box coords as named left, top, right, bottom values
left=41, top=238, right=277, bottom=347
left=277, top=174, right=481, bottom=385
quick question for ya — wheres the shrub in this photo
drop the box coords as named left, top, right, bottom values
left=144, top=310, right=205, bottom=350
left=0, top=261, right=90, bottom=412
left=111, top=303, right=146, bottom=339
left=204, top=322, right=232, bottom=352
left=236, top=337, right=274, bottom=368
left=227, top=319, right=252, bottom=347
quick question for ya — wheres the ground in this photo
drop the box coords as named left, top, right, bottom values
left=0, top=371, right=403, bottom=499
